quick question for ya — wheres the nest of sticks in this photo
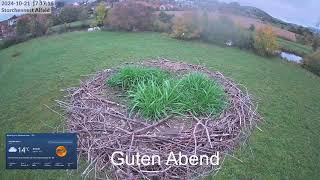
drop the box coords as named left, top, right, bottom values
left=57, top=59, right=262, bottom=180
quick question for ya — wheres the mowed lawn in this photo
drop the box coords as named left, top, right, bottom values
left=0, top=31, right=320, bottom=179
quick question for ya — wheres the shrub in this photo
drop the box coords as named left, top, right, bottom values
left=201, top=16, right=244, bottom=46
left=107, top=66, right=170, bottom=90
left=152, top=11, right=173, bottom=33
left=233, top=29, right=254, bottom=49
left=303, top=51, right=320, bottom=76
left=50, top=15, right=62, bottom=26
left=16, top=17, right=30, bottom=36
left=0, top=36, right=29, bottom=50
left=312, top=37, right=320, bottom=51
left=158, top=11, right=174, bottom=23
left=59, top=6, right=84, bottom=23
left=249, top=24, right=255, bottom=31
left=171, top=12, right=201, bottom=40
left=108, top=2, right=154, bottom=31
left=253, top=26, right=279, bottom=56
left=201, top=16, right=232, bottom=45
left=153, top=20, right=171, bottom=32
left=29, top=17, right=46, bottom=37
left=95, top=2, right=107, bottom=26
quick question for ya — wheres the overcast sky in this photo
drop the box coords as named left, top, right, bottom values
left=0, top=0, right=319, bottom=28
left=220, top=0, right=319, bottom=28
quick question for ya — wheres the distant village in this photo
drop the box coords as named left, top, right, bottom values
left=0, top=0, right=196, bottom=39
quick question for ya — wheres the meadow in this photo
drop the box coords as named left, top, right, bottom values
left=0, top=31, right=320, bottom=179
left=277, top=37, right=313, bottom=56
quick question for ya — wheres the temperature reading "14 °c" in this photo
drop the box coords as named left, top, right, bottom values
left=18, top=147, right=30, bottom=153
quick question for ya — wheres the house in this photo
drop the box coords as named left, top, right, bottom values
left=7, top=15, right=18, bottom=26
left=0, top=15, right=30, bottom=38
left=0, top=23, right=15, bottom=38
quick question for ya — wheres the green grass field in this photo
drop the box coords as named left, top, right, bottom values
left=277, top=38, right=313, bottom=56
left=50, top=19, right=94, bottom=33
left=1, top=31, right=320, bottom=179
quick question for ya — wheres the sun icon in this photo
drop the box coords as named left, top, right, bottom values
left=56, top=146, right=67, bottom=158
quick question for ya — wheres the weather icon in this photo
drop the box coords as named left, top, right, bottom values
left=56, top=146, right=67, bottom=157
left=8, top=147, right=17, bottom=153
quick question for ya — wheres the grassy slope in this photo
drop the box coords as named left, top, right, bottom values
left=0, top=31, right=320, bottom=179
left=277, top=38, right=313, bottom=56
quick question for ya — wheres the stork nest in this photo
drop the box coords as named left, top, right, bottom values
left=57, top=59, right=262, bottom=180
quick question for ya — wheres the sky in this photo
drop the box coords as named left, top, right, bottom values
left=0, top=0, right=319, bottom=28
left=220, top=0, right=319, bottom=28
left=0, top=14, right=21, bottom=21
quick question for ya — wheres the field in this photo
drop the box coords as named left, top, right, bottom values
left=0, top=31, right=320, bottom=179
left=277, top=37, right=313, bottom=56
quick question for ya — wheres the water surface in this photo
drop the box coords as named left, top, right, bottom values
left=280, top=51, right=303, bottom=63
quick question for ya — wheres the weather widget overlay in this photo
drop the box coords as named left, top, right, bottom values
left=6, top=133, right=77, bottom=169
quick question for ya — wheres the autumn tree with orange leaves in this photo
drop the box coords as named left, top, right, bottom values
left=253, top=26, right=279, bottom=56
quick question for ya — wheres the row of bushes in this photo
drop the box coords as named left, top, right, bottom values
left=303, top=51, right=320, bottom=76
left=0, top=35, right=31, bottom=49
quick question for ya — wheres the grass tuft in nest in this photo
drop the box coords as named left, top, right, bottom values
left=107, top=66, right=170, bottom=90
left=178, top=72, right=227, bottom=116
left=129, top=79, right=183, bottom=119
left=126, top=72, right=227, bottom=120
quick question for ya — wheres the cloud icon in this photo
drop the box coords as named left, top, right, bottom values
left=8, top=147, right=17, bottom=153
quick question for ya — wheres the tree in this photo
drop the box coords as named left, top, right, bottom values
left=201, top=11, right=209, bottom=32
left=95, top=2, right=107, bottom=26
left=79, top=8, right=89, bottom=21
left=303, top=51, right=320, bottom=76
left=59, top=6, right=83, bottom=23
left=158, top=11, right=174, bottom=23
left=55, top=1, right=65, bottom=8
left=29, top=16, right=45, bottom=37
left=171, top=12, right=201, bottom=40
left=108, top=1, right=154, bottom=31
left=201, top=15, right=237, bottom=45
left=312, top=37, right=320, bottom=51
left=253, top=26, right=279, bottom=56
left=106, top=0, right=119, bottom=8
left=249, top=24, right=255, bottom=31
left=16, top=17, right=30, bottom=36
